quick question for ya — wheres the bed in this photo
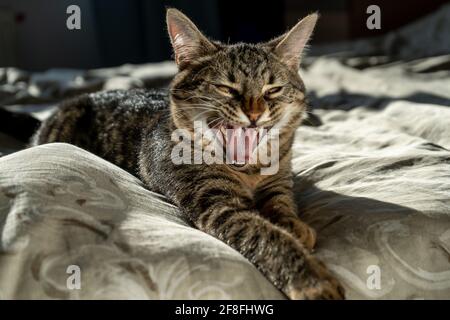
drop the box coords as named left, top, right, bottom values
left=1, top=5, right=450, bottom=299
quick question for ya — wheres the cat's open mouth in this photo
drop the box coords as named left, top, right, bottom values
left=212, top=122, right=273, bottom=166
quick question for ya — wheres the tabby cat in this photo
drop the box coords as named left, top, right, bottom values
left=33, top=9, right=344, bottom=299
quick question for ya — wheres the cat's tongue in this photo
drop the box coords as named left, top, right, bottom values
left=223, top=127, right=259, bottom=164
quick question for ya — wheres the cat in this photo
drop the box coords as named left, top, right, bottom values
left=32, top=8, right=345, bottom=299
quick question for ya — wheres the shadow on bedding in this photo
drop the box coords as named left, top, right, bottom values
left=309, top=91, right=450, bottom=110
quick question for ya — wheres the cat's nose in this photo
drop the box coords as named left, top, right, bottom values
left=247, top=111, right=263, bottom=123
left=243, top=97, right=265, bottom=124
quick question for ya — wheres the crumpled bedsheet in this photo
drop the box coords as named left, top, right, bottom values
left=1, top=4, right=450, bottom=300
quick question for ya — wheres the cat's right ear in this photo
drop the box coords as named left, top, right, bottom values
left=166, top=8, right=217, bottom=68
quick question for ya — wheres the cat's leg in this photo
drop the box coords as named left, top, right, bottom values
left=174, top=168, right=344, bottom=299
left=256, top=180, right=317, bottom=251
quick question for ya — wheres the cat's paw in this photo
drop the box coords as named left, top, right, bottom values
left=285, top=256, right=345, bottom=300
left=286, top=277, right=345, bottom=300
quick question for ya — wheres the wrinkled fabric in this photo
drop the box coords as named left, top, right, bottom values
left=0, top=143, right=285, bottom=300
left=1, top=4, right=450, bottom=300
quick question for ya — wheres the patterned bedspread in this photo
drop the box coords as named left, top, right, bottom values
left=1, top=5, right=450, bottom=299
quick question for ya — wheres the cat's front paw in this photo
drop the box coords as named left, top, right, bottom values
left=286, top=277, right=345, bottom=300
left=285, top=256, right=345, bottom=300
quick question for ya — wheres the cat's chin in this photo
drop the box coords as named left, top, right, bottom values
left=227, top=161, right=260, bottom=174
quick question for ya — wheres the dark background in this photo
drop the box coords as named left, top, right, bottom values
left=0, top=0, right=448, bottom=70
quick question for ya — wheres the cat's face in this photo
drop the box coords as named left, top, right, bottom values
left=171, top=44, right=306, bottom=132
left=167, top=9, right=317, bottom=165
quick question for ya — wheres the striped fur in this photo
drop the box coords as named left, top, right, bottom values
left=32, top=9, right=344, bottom=299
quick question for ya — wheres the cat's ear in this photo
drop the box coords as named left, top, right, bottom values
left=166, top=8, right=217, bottom=68
left=266, top=13, right=318, bottom=69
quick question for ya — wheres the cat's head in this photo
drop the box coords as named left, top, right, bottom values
left=167, top=9, right=317, bottom=166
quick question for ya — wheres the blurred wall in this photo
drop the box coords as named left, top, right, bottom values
left=286, top=0, right=450, bottom=43
left=0, top=0, right=101, bottom=70
left=92, top=0, right=221, bottom=68
left=0, top=0, right=222, bottom=70
left=348, top=0, right=449, bottom=38
left=1, top=0, right=448, bottom=70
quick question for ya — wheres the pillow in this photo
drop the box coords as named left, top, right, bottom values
left=0, top=143, right=284, bottom=299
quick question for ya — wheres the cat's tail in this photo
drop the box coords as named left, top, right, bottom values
left=0, top=108, right=41, bottom=143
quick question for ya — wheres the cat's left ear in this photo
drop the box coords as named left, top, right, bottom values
left=166, top=8, right=217, bottom=69
left=266, top=13, right=318, bottom=70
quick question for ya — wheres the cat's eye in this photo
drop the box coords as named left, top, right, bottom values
left=264, top=86, right=283, bottom=98
left=214, top=84, right=238, bottom=96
